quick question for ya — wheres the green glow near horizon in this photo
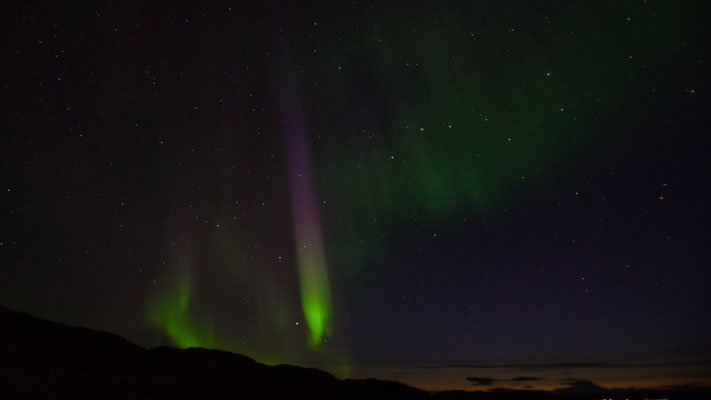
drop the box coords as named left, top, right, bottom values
left=146, top=270, right=215, bottom=349
left=297, top=243, right=332, bottom=348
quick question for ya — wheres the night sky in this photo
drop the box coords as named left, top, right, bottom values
left=2, top=0, right=710, bottom=392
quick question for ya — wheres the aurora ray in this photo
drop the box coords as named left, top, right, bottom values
left=283, top=100, right=333, bottom=349
left=146, top=267, right=215, bottom=349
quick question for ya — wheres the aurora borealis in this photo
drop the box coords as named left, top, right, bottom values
left=282, top=89, right=333, bottom=349
left=2, top=0, right=710, bottom=392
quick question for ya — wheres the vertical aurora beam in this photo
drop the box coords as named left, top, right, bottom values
left=146, top=266, right=215, bottom=349
left=283, top=104, right=333, bottom=349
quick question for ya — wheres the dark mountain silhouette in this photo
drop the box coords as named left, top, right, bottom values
left=0, top=305, right=429, bottom=399
left=1, top=305, right=708, bottom=399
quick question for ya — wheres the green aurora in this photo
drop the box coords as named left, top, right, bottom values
left=141, top=0, right=702, bottom=371
left=147, top=268, right=215, bottom=349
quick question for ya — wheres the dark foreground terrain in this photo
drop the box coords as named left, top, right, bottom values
left=0, top=305, right=707, bottom=399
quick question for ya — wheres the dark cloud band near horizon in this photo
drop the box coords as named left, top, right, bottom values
left=466, top=376, right=542, bottom=386
left=418, top=360, right=711, bottom=370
